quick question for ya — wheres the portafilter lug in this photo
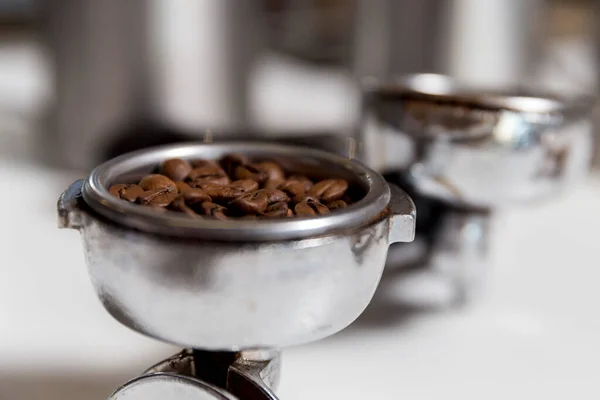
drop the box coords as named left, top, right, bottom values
left=57, top=179, right=88, bottom=230
left=387, top=184, right=416, bottom=244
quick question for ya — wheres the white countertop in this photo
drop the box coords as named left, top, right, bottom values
left=1, top=34, right=600, bottom=400
left=0, top=126, right=599, bottom=399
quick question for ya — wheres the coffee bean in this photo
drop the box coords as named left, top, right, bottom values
left=253, top=161, right=285, bottom=181
left=198, top=182, right=245, bottom=203
left=264, top=178, right=285, bottom=189
left=109, top=184, right=127, bottom=198
left=327, top=200, right=347, bottom=210
left=308, top=179, right=348, bottom=202
left=192, top=159, right=221, bottom=169
left=200, top=201, right=228, bottom=220
left=262, top=201, right=289, bottom=218
left=229, top=191, right=269, bottom=214
left=256, top=188, right=289, bottom=204
left=288, top=175, right=313, bottom=192
left=230, top=179, right=259, bottom=193
left=139, top=174, right=177, bottom=192
left=189, top=175, right=230, bottom=187
left=183, top=188, right=211, bottom=204
left=277, top=180, right=306, bottom=197
left=175, top=181, right=192, bottom=193
left=234, top=165, right=269, bottom=184
left=220, top=153, right=249, bottom=175
left=290, top=193, right=319, bottom=206
left=161, top=158, right=192, bottom=181
left=295, top=199, right=329, bottom=216
left=109, top=183, right=144, bottom=202
left=188, top=165, right=229, bottom=186
left=171, top=196, right=201, bottom=218
left=137, top=187, right=178, bottom=207
left=107, top=154, right=359, bottom=219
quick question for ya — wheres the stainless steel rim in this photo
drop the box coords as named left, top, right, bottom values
left=82, top=142, right=391, bottom=241
left=365, top=73, right=595, bottom=121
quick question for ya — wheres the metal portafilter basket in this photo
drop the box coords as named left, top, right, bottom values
left=360, top=73, right=594, bottom=309
left=57, top=142, right=416, bottom=400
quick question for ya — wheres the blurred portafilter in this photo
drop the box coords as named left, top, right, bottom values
left=360, top=74, right=594, bottom=309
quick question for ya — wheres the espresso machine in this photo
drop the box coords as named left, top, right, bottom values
left=38, top=0, right=546, bottom=171
left=57, top=142, right=416, bottom=399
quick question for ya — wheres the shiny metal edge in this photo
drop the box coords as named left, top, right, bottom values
left=366, top=73, right=595, bottom=120
left=82, top=142, right=392, bottom=241
left=108, top=373, right=238, bottom=400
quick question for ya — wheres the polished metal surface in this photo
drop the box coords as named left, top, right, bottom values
left=362, top=73, right=595, bottom=208
left=227, top=351, right=280, bottom=400
left=58, top=142, right=415, bottom=350
left=108, top=374, right=237, bottom=400
left=81, top=142, right=399, bottom=241
left=427, top=210, right=491, bottom=306
left=113, top=350, right=281, bottom=400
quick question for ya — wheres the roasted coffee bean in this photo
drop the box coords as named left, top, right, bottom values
left=170, top=196, right=201, bottom=218
left=109, top=183, right=144, bottom=202
left=229, top=191, right=269, bottom=214
left=290, top=193, right=319, bottom=206
left=109, top=184, right=127, bottom=197
left=295, top=199, right=330, bottom=216
left=287, top=175, right=313, bottom=192
left=233, top=164, right=269, bottom=184
left=139, top=174, right=177, bottom=192
left=277, top=180, right=306, bottom=197
left=161, top=158, right=192, bottom=181
left=192, top=159, right=221, bottom=169
left=188, top=165, right=230, bottom=185
left=262, top=201, right=289, bottom=218
left=256, top=188, right=289, bottom=204
left=200, top=201, right=228, bottom=220
left=327, top=200, right=347, bottom=210
left=219, top=153, right=249, bottom=175
left=189, top=176, right=230, bottom=187
left=175, top=181, right=192, bottom=193
left=137, top=187, right=178, bottom=207
left=198, top=182, right=245, bottom=203
left=253, top=161, right=285, bottom=181
left=264, top=178, right=285, bottom=189
left=308, top=179, right=348, bottom=202
left=108, top=153, right=359, bottom=219
left=230, top=179, right=259, bottom=193
left=183, top=188, right=211, bottom=204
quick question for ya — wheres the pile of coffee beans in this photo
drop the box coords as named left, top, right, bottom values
left=108, top=154, right=357, bottom=219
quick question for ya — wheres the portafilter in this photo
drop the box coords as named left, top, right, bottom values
left=360, top=73, right=594, bottom=308
left=57, top=142, right=416, bottom=400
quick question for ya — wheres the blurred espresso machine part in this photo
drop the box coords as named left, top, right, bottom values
left=38, top=0, right=548, bottom=171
